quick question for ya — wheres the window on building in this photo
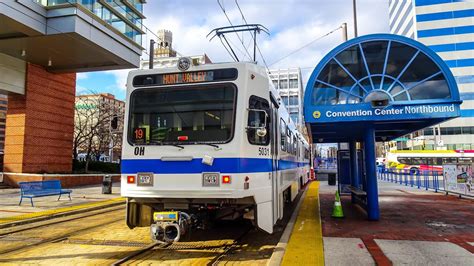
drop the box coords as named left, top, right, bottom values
left=290, top=113, right=298, bottom=125
left=289, top=79, right=299, bottom=88
left=423, top=128, right=434, bottom=136
left=272, top=80, right=278, bottom=89
left=289, top=96, right=298, bottom=105
left=279, top=80, right=288, bottom=89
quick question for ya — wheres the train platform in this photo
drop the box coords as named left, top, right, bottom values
left=279, top=181, right=473, bottom=265
left=0, top=183, right=123, bottom=226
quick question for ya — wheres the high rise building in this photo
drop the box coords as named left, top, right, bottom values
left=388, top=0, right=474, bottom=150
left=268, top=68, right=305, bottom=130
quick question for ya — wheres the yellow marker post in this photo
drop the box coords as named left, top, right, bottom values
left=282, top=182, right=324, bottom=265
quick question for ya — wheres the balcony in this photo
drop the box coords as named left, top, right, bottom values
left=0, top=0, right=145, bottom=73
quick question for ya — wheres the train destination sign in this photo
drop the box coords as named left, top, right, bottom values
left=309, top=103, right=460, bottom=123
left=133, top=68, right=238, bottom=87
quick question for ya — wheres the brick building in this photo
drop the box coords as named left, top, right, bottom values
left=0, top=0, right=145, bottom=176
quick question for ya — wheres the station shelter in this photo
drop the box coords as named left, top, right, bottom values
left=304, top=34, right=462, bottom=220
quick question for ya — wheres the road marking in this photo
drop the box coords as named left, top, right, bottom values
left=281, top=181, right=324, bottom=265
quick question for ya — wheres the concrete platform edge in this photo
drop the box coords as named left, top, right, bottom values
left=267, top=183, right=309, bottom=266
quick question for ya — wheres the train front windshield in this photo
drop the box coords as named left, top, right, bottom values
left=128, top=84, right=236, bottom=145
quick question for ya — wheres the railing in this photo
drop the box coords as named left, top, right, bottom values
left=377, top=167, right=445, bottom=192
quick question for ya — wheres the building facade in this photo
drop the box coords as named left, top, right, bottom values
left=268, top=68, right=305, bottom=130
left=389, top=0, right=474, bottom=151
left=75, top=93, right=125, bottom=163
left=140, top=30, right=212, bottom=69
left=0, top=0, right=145, bottom=174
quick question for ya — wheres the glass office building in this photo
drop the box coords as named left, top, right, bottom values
left=34, top=0, right=145, bottom=45
left=389, top=0, right=474, bottom=150
left=268, top=68, right=305, bottom=130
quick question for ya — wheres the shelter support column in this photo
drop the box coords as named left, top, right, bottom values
left=349, top=140, right=359, bottom=203
left=364, top=126, right=379, bottom=220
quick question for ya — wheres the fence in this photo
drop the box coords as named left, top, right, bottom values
left=377, top=167, right=445, bottom=192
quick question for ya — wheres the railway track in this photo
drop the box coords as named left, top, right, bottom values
left=111, top=223, right=253, bottom=265
left=0, top=206, right=125, bottom=256
left=0, top=190, right=304, bottom=265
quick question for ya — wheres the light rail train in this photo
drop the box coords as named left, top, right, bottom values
left=121, top=60, right=311, bottom=242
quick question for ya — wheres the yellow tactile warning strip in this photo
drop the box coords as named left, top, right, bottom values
left=0, top=197, right=125, bottom=224
left=281, top=181, right=324, bottom=265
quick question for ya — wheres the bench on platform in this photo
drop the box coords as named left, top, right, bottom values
left=19, top=180, right=72, bottom=207
left=348, top=185, right=367, bottom=197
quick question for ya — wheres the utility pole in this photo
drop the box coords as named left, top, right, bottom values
left=342, top=23, right=348, bottom=41
left=149, top=39, right=155, bottom=69
left=353, top=0, right=358, bottom=37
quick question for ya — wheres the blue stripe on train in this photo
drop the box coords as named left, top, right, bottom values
left=121, top=158, right=309, bottom=174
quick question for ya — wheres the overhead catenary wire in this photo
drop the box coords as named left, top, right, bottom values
left=217, top=0, right=254, bottom=61
left=269, top=25, right=343, bottom=67
left=234, top=0, right=271, bottom=72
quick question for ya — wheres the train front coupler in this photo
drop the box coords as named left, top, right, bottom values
left=150, top=211, right=191, bottom=243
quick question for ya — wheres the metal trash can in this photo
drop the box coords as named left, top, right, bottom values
left=102, top=175, right=112, bottom=194
left=328, top=173, right=336, bottom=186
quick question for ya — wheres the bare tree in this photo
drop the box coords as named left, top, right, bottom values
left=74, top=91, right=124, bottom=172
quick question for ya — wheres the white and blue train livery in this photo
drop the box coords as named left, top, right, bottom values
left=121, top=60, right=311, bottom=242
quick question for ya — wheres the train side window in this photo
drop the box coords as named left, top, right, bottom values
left=286, top=127, right=291, bottom=152
left=247, top=96, right=270, bottom=146
left=293, top=136, right=297, bottom=155
left=280, top=119, right=287, bottom=151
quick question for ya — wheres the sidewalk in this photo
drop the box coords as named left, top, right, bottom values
left=320, top=180, right=474, bottom=265
left=0, top=183, right=123, bottom=224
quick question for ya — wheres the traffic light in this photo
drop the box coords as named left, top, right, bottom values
left=111, top=116, right=118, bottom=130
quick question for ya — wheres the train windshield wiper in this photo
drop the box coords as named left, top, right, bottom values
left=204, top=143, right=220, bottom=149
left=148, top=141, right=184, bottom=149
left=171, top=144, right=185, bottom=149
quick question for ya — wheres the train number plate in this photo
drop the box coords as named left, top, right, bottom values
left=202, top=173, right=220, bottom=187
left=153, top=211, right=178, bottom=222
left=137, top=172, right=154, bottom=186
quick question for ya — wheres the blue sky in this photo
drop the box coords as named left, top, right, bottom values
left=77, top=0, right=390, bottom=100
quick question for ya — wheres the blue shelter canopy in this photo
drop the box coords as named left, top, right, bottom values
left=304, top=34, right=462, bottom=143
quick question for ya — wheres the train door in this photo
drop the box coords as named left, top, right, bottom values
left=270, top=105, right=280, bottom=224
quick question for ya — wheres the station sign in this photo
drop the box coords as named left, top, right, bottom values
left=306, top=103, right=461, bottom=123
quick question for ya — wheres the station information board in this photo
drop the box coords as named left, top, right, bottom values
left=443, top=164, right=474, bottom=197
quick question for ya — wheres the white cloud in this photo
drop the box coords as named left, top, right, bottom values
left=76, top=72, right=89, bottom=80
left=79, top=1, right=390, bottom=96
left=104, top=69, right=134, bottom=91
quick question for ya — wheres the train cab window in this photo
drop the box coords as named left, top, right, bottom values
left=247, top=96, right=270, bottom=145
left=280, top=119, right=287, bottom=151
left=128, top=84, right=236, bottom=145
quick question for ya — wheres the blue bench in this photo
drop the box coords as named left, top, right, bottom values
left=19, top=180, right=72, bottom=207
